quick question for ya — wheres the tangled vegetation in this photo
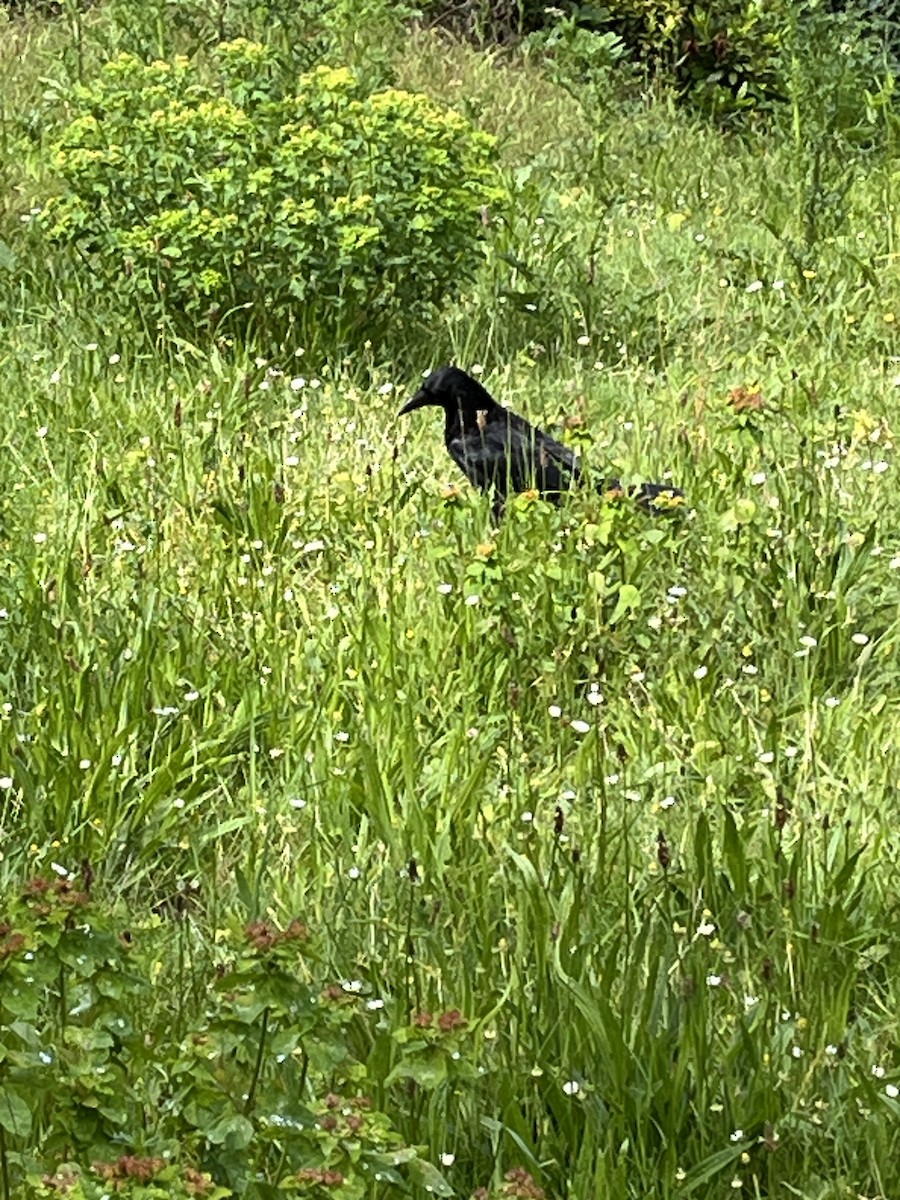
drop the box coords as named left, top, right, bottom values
left=1, top=0, right=899, bottom=1197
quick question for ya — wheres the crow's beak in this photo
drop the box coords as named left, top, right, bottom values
left=398, top=389, right=431, bottom=416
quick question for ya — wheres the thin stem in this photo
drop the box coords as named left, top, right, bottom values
left=0, top=1119, right=9, bottom=1200
left=244, top=1005, right=270, bottom=1115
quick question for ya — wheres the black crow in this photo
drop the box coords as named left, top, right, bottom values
left=399, top=365, right=682, bottom=516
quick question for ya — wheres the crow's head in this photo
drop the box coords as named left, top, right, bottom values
left=399, top=365, right=500, bottom=418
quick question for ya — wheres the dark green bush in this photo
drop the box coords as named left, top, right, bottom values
left=422, top=0, right=897, bottom=118
left=39, top=40, right=500, bottom=345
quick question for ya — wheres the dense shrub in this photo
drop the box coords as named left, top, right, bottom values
left=39, top=40, right=500, bottom=343
left=422, top=0, right=897, bottom=116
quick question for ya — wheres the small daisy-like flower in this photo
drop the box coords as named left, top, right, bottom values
left=548, top=705, right=562, bottom=718
left=0, top=777, right=13, bottom=789
left=437, top=582, right=453, bottom=595
left=108, top=353, right=121, bottom=365
left=465, top=594, right=480, bottom=606
left=470, top=363, right=484, bottom=376
left=742, top=664, right=759, bottom=675
left=872, top=1064, right=886, bottom=1078
left=79, top=759, right=91, bottom=770
left=730, top=1129, right=744, bottom=1142
left=562, top=1080, right=581, bottom=1096
left=342, top=979, right=363, bottom=993
left=377, top=382, right=394, bottom=395
left=706, top=974, right=722, bottom=987
left=693, top=665, right=708, bottom=680
left=33, top=532, right=47, bottom=544
left=440, top=1153, right=455, bottom=1167
left=851, top=632, right=869, bottom=646
left=290, top=376, right=306, bottom=390
left=587, top=687, right=603, bottom=706
left=366, top=998, right=384, bottom=1010
left=773, top=279, right=785, bottom=290
left=335, top=731, right=350, bottom=743
left=745, top=280, right=764, bottom=293
left=697, top=920, right=716, bottom=937
left=886, top=1084, right=899, bottom=1099
left=824, top=696, right=840, bottom=708
left=348, top=866, right=361, bottom=880
left=521, top=811, right=534, bottom=823
left=185, top=690, right=200, bottom=702
left=731, top=1177, right=742, bottom=1190
left=750, top=471, right=767, bottom=485
left=661, top=795, right=676, bottom=809
left=571, top=719, right=591, bottom=734
left=791, top=1046, right=803, bottom=1058
left=576, top=335, right=591, bottom=346
left=757, top=751, right=775, bottom=764
left=290, top=797, right=307, bottom=809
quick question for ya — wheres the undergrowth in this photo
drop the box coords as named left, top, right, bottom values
left=1, top=2, right=900, bottom=1198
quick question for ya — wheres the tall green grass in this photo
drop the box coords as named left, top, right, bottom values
left=2, top=5, right=900, bottom=1198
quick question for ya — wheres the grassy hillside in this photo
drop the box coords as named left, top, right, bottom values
left=1, top=4, right=900, bottom=1198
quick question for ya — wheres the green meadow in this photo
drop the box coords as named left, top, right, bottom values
left=1, top=3, right=899, bottom=1197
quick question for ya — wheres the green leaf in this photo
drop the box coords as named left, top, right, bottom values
left=385, top=1047, right=448, bottom=1090
left=608, top=582, right=641, bottom=625
left=406, top=1158, right=454, bottom=1197
left=0, top=1087, right=32, bottom=1137
left=721, top=498, right=757, bottom=531
left=681, top=1145, right=745, bottom=1193
left=205, top=1111, right=255, bottom=1149
left=722, top=807, right=747, bottom=896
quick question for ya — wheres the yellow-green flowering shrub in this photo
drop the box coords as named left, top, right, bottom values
left=42, top=41, right=500, bottom=340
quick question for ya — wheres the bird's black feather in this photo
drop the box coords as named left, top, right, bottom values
left=399, top=365, right=682, bottom=515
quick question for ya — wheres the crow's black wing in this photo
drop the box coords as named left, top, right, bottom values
left=525, top=422, right=582, bottom=498
left=448, top=412, right=581, bottom=500
left=447, top=420, right=513, bottom=494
